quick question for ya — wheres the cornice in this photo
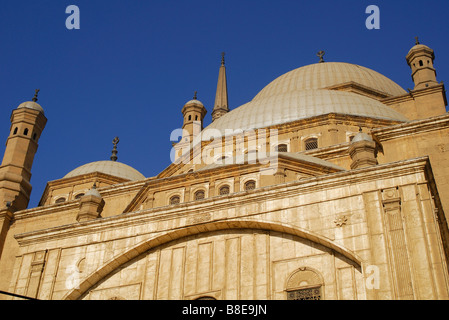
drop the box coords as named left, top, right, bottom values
left=14, top=157, right=430, bottom=247
left=372, top=113, right=449, bottom=142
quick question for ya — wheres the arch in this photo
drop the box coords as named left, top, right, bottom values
left=286, top=267, right=323, bottom=290
left=55, top=197, right=66, bottom=204
left=244, top=180, right=256, bottom=191
left=194, top=189, right=205, bottom=200
left=63, top=219, right=363, bottom=300
left=218, top=184, right=230, bottom=195
left=195, top=296, right=216, bottom=300
left=74, top=193, right=85, bottom=200
left=285, top=267, right=324, bottom=300
left=169, top=195, right=181, bottom=205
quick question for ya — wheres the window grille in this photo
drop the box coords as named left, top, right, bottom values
left=170, top=195, right=180, bottom=205
left=194, top=190, right=205, bottom=200
left=276, top=144, right=288, bottom=152
left=244, top=180, right=256, bottom=191
left=219, top=185, right=230, bottom=195
left=305, top=138, right=318, bottom=150
left=287, top=287, right=322, bottom=300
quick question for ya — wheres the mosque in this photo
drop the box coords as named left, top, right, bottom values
left=0, top=38, right=448, bottom=300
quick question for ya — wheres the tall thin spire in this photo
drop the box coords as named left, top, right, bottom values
left=212, top=52, right=229, bottom=122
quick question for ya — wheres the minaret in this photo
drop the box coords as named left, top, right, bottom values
left=181, top=91, right=207, bottom=140
left=0, top=90, right=47, bottom=212
left=406, top=37, right=438, bottom=90
left=211, top=52, right=229, bottom=122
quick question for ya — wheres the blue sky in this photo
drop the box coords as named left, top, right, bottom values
left=1, top=0, right=448, bottom=207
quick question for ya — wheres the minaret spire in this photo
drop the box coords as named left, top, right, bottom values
left=212, top=52, right=229, bottom=122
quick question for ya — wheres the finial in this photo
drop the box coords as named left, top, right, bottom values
left=193, top=91, right=197, bottom=100
left=317, top=50, right=325, bottom=63
left=221, top=52, right=225, bottom=66
left=110, top=137, right=119, bottom=161
left=415, top=36, right=420, bottom=45
left=32, top=89, right=40, bottom=102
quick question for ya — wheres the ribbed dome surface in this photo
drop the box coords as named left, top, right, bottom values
left=64, top=161, right=145, bottom=181
left=203, top=62, right=408, bottom=136
left=205, top=89, right=408, bottom=134
left=254, top=62, right=407, bottom=100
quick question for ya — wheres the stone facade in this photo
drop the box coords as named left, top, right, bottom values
left=0, top=41, right=448, bottom=300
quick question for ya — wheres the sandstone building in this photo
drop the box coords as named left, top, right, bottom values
left=0, top=39, right=448, bottom=300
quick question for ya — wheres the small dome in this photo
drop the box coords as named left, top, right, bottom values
left=17, top=101, right=44, bottom=114
left=351, top=131, right=373, bottom=143
left=204, top=89, right=408, bottom=136
left=184, top=99, right=204, bottom=107
left=85, top=185, right=102, bottom=198
left=64, top=161, right=145, bottom=181
left=407, top=44, right=432, bottom=54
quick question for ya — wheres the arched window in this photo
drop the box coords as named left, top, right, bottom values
left=219, top=185, right=230, bottom=195
left=244, top=180, right=256, bottom=191
left=170, top=195, right=180, bottom=205
left=188, top=115, right=192, bottom=121
left=55, top=197, right=66, bottom=204
left=419, top=60, right=424, bottom=67
left=305, top=138, right=318, bottom=151
left=286, top=268, right=323, bottom=300
left=194, top=190, right=205, bottom=200
left=13, top=127, right=18, bottom=135
left=32, top=133, right=37, bottom=140
left=74, top=193, right=85, bottom=200
left=276, top=144, right=288, bottom=152
left=23, top=128, right=29, bottom=136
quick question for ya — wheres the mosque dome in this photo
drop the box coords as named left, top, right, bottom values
left=17, top=101, right=44, bottom=114
left=204, top=62, right=408, bottom=135
left=254, top=62, right=407, bottom=100
left=64, top=161, right=145, bottom=181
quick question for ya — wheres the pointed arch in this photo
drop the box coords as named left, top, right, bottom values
left=63, top=219, right=363, bottom=300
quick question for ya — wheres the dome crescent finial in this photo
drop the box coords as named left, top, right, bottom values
left=317, top=51, right=325, bottom=63
left=32, top=89, right=40, bottom=102
left=110, top=137, right=119, bottom=161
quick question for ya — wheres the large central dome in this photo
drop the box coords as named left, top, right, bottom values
left=254, top=62, right=407, bottom=100
left=205, top=62, right=408, bottom=135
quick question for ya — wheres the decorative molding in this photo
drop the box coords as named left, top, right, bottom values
left=14, top=157, right=430, bottom=248
left=334, top=215, right=348, bottom=227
